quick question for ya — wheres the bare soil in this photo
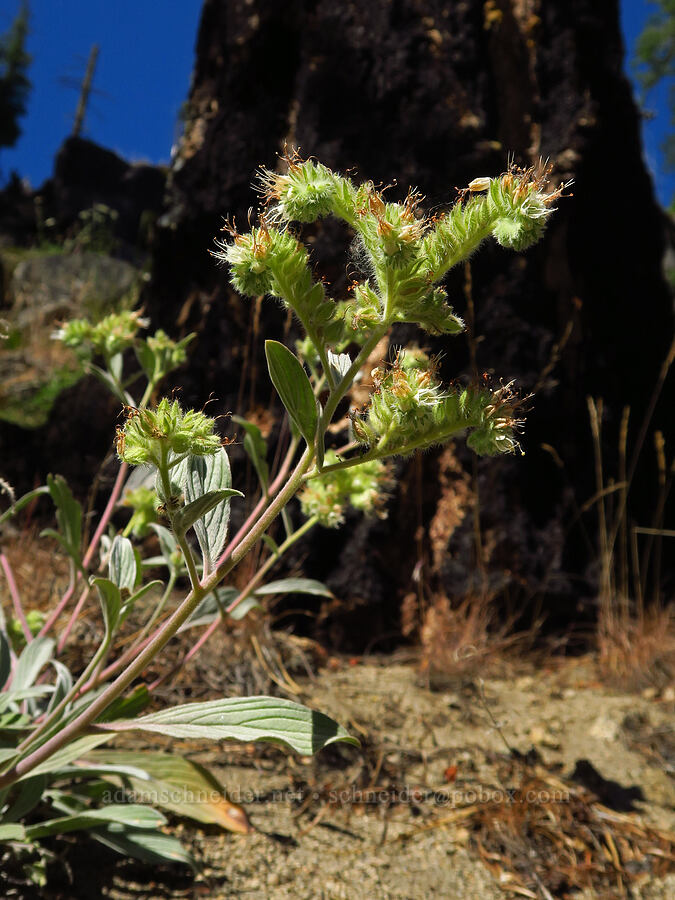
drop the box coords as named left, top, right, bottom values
left=18, top=654, right=675, bottom=900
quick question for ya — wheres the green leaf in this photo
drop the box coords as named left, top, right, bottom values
left=0, top=686, right=55, bottom=714
left=0, top=823, right=26, bottom=841
left=2, top=774, right=46, bottom=823
left=148, top=523, right=180, bottom=572
left=86, top=750, right=253, bottom=833
left=12, top=637, right=55, bottom=691
left=42, top=474, right=83, bottom=566
left=231, top=415, right=269, bottom=492
left=95, top=684, right=151, bottom=723
left=183, top=450, right=238, bottom=572
left=260, top=533, right=280, bottom=556
left=0, top=485, right=49, bottom=528
left=17, top=734, right=113, bottom=781
left=254, top=577, right=334, bottom=598
left=97, top=696, right=359, bottom=755
left=92, top=577, right=122, bottom=637
left=315, top=397, right=325, bottom=471
left=134, top=340, right=156, bottom=382
left=88, top=363, right=132, bottom=406
left=178, top=586, right=238, bottom=632
left=227, top=594, right=262, bottom=621
left=46, top=660, right=73, bottom=714
left=108, top=535, right=138, bottom=592
left=24, top=804, right=166, bottom=839
left=265, top=340, right=318, bottom=445
left=0, top=747, right=19, bottom=766
left=172, top=488, right=243, bottom=538
left=0, top=711, right=31, bottom=730
left=127, top=579, right=163, bottom=606
left=92, top=827, right=196, bottom=869
left=0, top=629, right=10, bottom=690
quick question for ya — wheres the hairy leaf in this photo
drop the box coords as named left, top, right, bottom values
left=98, top=696, right=358, bottom=755
left=265, top=340, right=318, bottom=445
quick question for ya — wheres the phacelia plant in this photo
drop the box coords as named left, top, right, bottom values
left=0, top=152, right=563, bottom=877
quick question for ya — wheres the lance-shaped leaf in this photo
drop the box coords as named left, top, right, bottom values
left=178, top=586, right=239, bottom=632
left=85, top=750, right=253, bottom=833
left=16, top=734, right=113, bottom=781
left=173, top=488, right=243, bottom=540
left=12, top=637, right=55, bottom=691
left=24, top=804, right=166, bottom=839
left=2, top=774, right=46, bottom=823
left=41, top=475, right=82, bottom=567
left=96, top=684, right=150, bottom=723
left=0, top=629, right=10, bottom=690
left=0, top=485, right=49, bottom=528
left=92, top=828, right=196, bottom=869
left=92, top=577, right=122, bottom=637
left=253, top=577, right=334, bottom=598
left=231, top=415, right=269, bottom=492
left=46, top=660, right=73, bottom=714
left=96, top=695, right=358, bottom=755
left=0, top=823, right=25, bottom=841
left=227, top=594, right=262, bottom=621
left=182, top=450, right=240, bottom=572
left=265, top=340, right=318, bottom=445
left=108, top=535, right=138, bottom=592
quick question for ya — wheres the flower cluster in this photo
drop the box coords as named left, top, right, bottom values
left=299, top=451, right=389, bottom=528
left=54, top=309, right=149, bottom=359
left=214, top=223, right=342, bottom=349
left=221, top=153, right=566, bottom=360
left=116, top=398, right=222, bottom=467
left=350, top=350, right=522, bottom=457
left=136, top=329, right=194, bottom=383
left=258, top=154, right=350, bottom=224
left=121, top=485, right=159, bottom=538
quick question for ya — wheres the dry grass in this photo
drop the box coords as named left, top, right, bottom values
left=586, top=340, right=675, bottom=688
left=412, top=591, right=518, bottom=686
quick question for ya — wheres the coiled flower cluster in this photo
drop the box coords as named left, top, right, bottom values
left=115, top=399, right=222, bottom=468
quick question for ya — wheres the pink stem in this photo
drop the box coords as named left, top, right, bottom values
left=0, top=552, right=32, bottom=643
left=56, top=584, right=90, bottom=654
left=147, top=616, right=220, bottom=692
left=37, top=462, right=128, bottom=641
left=215, top=441, right=297, bottom=572
left=80, top=627, right=157, bottom=692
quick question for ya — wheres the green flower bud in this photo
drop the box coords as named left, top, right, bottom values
left=299, top=451, right=389, bottom=528
left=352, top=352, right=523, bottom=457
left=54, top=309, right=148, bottom=358
left=52, top=318, right=94, bottom=351
left=217, top=226, right=278, bottom=297
left=259, top=156, right=348, bottom=224
left=135, top=329, right=195, bottom=382
left=122, top=485, right=159, bottom=537
left=116, top=398, right=222, bottom=467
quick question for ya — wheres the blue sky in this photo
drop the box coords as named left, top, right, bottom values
left=1, top=1, right=673, bottom=204
left=0, top=0, right=202, bottom=182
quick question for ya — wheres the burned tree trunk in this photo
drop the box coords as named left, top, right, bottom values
left=148, top=0, right=673, bottom=644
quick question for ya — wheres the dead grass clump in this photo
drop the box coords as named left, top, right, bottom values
left=585, top=350, right=675, bottom=688
left=411, top=591, right=517, bottom=686
left=469, top=762, right=675, bottom=899
left=598, top=604, right=675, bottom=689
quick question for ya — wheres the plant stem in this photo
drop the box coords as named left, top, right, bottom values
left=226, top=514, right=318, bottom=616
left=39, top=461, right=128, bottom=644
left=0, top=446, right=315, bottom=790
left=0, top=552, right=31, bottom=644
left=148, top=515, right=318, bottom=691
left=215, top=435, right=300, bottom=569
